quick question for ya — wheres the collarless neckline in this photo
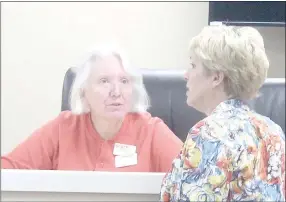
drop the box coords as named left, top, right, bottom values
left=84, top=112, right=130, bottom=142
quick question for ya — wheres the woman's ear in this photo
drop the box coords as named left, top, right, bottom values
left=212, top=71, right=224, bottom=87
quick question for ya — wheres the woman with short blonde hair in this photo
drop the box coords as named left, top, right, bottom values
left=160, top=25, right=285, bottom=202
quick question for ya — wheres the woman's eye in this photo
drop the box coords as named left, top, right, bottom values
left=190, top=63, right=196, bottom=69
left=100, top=78, right=108, bottom=84
left=121, top=78, right=129, bottom=84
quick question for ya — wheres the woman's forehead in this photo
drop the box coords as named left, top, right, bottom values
left=92, top=55, right=121, bottom=67
left=89, top=61, right=130, bottom=79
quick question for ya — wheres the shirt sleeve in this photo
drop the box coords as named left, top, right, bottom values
left=151, top=120, right=183, bottom=173
left=1, top=114, right=62, bottom=170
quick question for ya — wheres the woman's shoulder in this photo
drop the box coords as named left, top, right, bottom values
left=249, top=112, right=285, bottom=140
left=58, top=110, right=84, bottom=120
left=187, top=111, right=251, bottom=141
left=42, top=110, right=87, bottom=129
left=125, top=112, right=181, bottom=146
left=189, top=109, right=284, bottom=147
left=127, top=112, right=167, bottom=127
left=126, top=112, right=177, bottom=140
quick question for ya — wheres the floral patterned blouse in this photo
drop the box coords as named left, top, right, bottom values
left=160, top=99, right=285, bottom=202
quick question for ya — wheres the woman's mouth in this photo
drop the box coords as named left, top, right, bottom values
left=108, top=103, right=123, bottom=107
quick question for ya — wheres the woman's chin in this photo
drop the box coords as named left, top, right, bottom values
left=187, top=98, right=200, bottom=111
left=186, top=97, right=194, bottom=107
left=105, top=110, right=128, bottom=119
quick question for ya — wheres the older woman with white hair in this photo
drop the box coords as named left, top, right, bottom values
left=160, top=25, right=285, bottom=201
left=1, top=46, right=183, bottom=171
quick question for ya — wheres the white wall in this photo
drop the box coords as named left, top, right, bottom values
left=1, top=2, right=209, bottom=154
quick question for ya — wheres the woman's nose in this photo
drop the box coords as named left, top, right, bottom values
left=184, top=71, right=189, bottom=81
left=110, top=83, right=121, bottom=97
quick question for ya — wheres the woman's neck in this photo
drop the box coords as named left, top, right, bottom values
left=91, top=115, right=124, bottom=140
left=203, top=90, right=231, bottom=116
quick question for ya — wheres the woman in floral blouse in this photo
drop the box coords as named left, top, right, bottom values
left=160, top=25, right=285, bottom=201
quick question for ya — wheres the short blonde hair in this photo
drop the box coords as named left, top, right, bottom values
left=70, top=45, right=150, bottom=114
left=189, top=25, right=269, bottom=100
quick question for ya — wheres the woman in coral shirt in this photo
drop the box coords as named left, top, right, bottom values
left=1, top=46, right=182, bottom=172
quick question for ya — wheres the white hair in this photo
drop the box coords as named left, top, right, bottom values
left=70, top=45, right=150, bottom=114
left=189, top=25, right=269, bottom=100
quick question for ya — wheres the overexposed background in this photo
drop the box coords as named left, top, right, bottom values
left=1, top=2, right=285, bottom=154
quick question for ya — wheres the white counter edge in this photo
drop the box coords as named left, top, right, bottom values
left=1, top=169, right=166, bottom=194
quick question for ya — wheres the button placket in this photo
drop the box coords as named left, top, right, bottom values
left=97, top=140, right=107, bottom=168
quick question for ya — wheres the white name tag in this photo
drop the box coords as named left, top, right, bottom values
left=115, top=153, right=137, bottom=168
left=113, top=143, right=136, bottom=156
